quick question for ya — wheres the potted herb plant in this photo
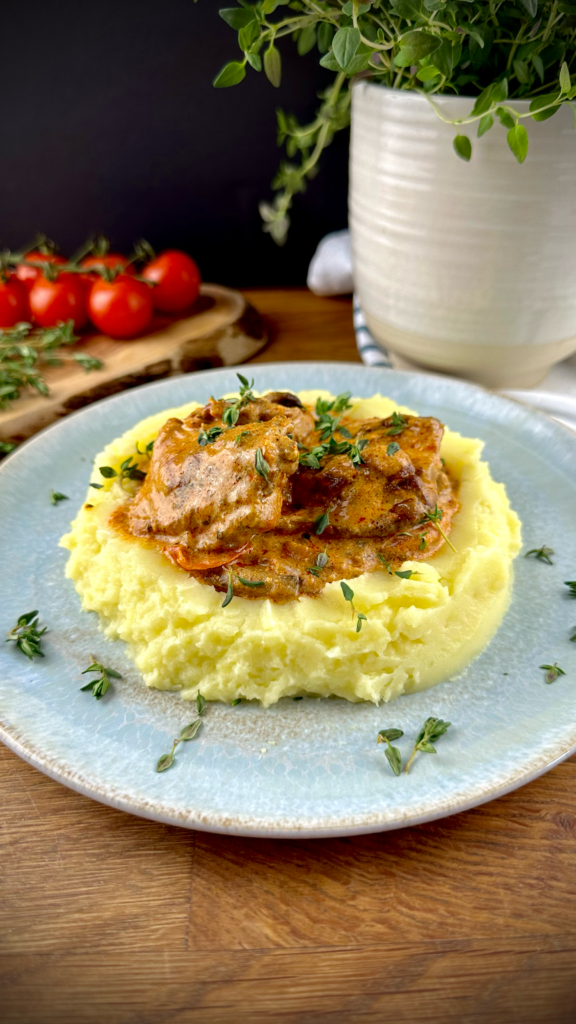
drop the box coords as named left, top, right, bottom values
left=214, top=1, right=576, bottom=387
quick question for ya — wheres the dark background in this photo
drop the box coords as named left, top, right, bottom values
left=0, top=0, right=349, bottom=286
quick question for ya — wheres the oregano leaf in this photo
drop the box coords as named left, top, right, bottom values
left=264, top=45, right=282, bottom=88
left=507, top=124, right=529, bottom=164
left=213, top=62, right=246, bottom=88
left=453, top=134, right=472, bottom=161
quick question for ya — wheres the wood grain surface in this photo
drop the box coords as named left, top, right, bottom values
left=1, top=289, right=575, bottom=1024
left=0, top=284, right=267, bottom=444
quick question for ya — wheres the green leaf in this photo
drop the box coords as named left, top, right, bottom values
left=560, top=61, right=571, bottom=94
left=222, top=573, right=234, bottom=608
left=497, top=107, right=516, bottom=129
left=491, top=78, right=509, bottom=104
left=391, top=0, right=424, bottom=16
left=416, top=66, right=441, bottom=82
left=431, top=38, right=454, bottom=78
left=255, top=447, right=271, bottom=480
left=332, top=27, right=361, bottom=71
left=518, top=0, right=538, bottom=15
left=532, top=54, right=544, bottom=83
left=219, top=7, right=257, bottom=30
left=507, top=124, right=529, bottom=164
left=395, top=569, right=418, bottom=580
left=469, top=25, right=493, bottom=68
left=558, top=2, right=576, bottom=10
left=50, top=490, right=69, bottom=505
left=378, top=728, right=404, bottom=742
left=385, top=745, right=403, bottom=776
left=246, top=50, right=262, bottom=71
left=180, top=719, right=202, bottom=741
left=264, top=44, right=282, bottom=88
left=530, top=92, right=562, bottom=121
left=477, top=113, right=494, bottom=137
left=99, top=465, right=117, bottom=478
left=340, top=581, right=354, bottom=603
left=387, top=442, right=400, bottom=455
left=317, top=23, right=334, bottom=54
left=239, top=20, right=260, bottom=51
left=471, top=84, right=494, bottom=117
left=156, top=751, right=175, bottom=772
left=314, top=509, right=330, bottom=535
left=513, top=59, right=531, bottom=85
left=399, top=31, right=442, bottom=63
left=297, top=26, right=316, bottom=57
left=196, top=692, right=206, bottom=717
left=319, top=51, right=341, bottom=72
left=419, top=741, right=437, bottom=754
left=213, top=61, right=246, bottom=88
left=453, top=134, right=472, bottom=161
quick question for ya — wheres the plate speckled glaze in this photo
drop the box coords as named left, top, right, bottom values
left=1, top=363, right=575, bottom=838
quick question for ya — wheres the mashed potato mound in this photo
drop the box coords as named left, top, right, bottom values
left=61, top=392, right=521, bottom=706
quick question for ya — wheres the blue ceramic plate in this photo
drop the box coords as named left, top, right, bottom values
left=1, top=363, right=575, bottom=837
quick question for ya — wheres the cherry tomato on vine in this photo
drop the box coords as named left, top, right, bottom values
left=0, top=274, right=28, bottom=327
left=80, top=253, right=134, bottom=280
left=88, top=275, right=153, bottom=339
left=29, top=272, right=88, bottom=330
left=142, top=249, right=201, bottom=313
left=16, top=251, right=67, bottom=291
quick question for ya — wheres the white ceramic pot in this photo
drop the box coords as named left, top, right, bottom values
left=349, top=81, right=576, bottom=388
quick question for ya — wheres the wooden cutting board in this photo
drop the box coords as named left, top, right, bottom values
left=0, top=283, right=268, bottom=443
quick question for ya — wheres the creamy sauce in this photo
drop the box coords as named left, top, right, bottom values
left=110, top=392, right=458, bottom=603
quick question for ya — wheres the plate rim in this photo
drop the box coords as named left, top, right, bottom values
left=1, top=361, right=575, bottom=838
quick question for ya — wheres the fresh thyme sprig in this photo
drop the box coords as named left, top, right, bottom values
left=540, top=662, right=566, bottom=684
left=222, top=570, right=265, bottom=607
left=340, top=581, right=367, bottom=633
left=377, top=728, right=404, bottom=777
left=0, top=320, right=80, bottom=408
left=198, top=426, right=224, bottom=447
left=299, top=434, right=368, bottom=470
left=315, top=391, right=353, bottom=441
left=308, top=551, right=328, bottom=578
left=156, top=718, right=203, bottom=772
left=222, top=373, right=256, bottom=427
left=98, top=456, right=147, bottom=490
left=525, top=546, right=554, bottom=565
left=564, top=582, right=576, bottom=598
left=80, top=658, right=122, bottom=700
left=6, top=611, right=47, bottom=660
left=73, top=352, right=103, bottom=373
left=418, top=503, right=457, bottom=554
left=50, top=490, right=68, bottom=505
left=386, top=412, right=408, bottom=436
left=405, top=717, right=452, bottom=774
left=135, top=440, right=155, bottom=456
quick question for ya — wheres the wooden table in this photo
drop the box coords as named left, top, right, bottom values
left=2, top=290, right=575, bottom=1024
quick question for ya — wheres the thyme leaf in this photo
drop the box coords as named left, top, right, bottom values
left=570, top=627, right=576, bottom=643
left=80, top=658, right=122, bottom=700
left=156, top=718, right=203, bottom=772
left=405, top=717, right=451, bottom=773
left=314, top=507, right=332, bottom=535
left=73, top=352, right=103, bottom=373
left=525, top=546, right=554, bottom=565
left=6, top=610, right=47, bottom=660
left=254, top=447, right=270, bottom=481
left=377, top=728, right=404, bottom=776
left=540, top=662, right=566, bottom=684
left=196, top=692, right=206, bottom=716
left=377, top=553, right=393, bottom=575
left=50, top=490, right=69, bottom=505
left=387, top=442, right=400, bottom=456
left=98, top=456, right=146, bottom=489
left=395, top=569, right=419, bottom=580
left=222, top=571, right=234, bottom=608
left=340, top=581, right=367, bottom=632
left=235, top=430, right=251, bottom=445
left=418, top=503, right=457, bottom=553
left=386, top=412, right=408, bottom=436
left=136, top=440, right=155, bottom=456
left=198, top=426, right=224, bottom=447
left=308, top=548, right=328, bottom=576
left=222, top=373, right=256, bottom=426
left=564, top=581, right=576, bottom=598
left=419, top=533, right=427, bottom=551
